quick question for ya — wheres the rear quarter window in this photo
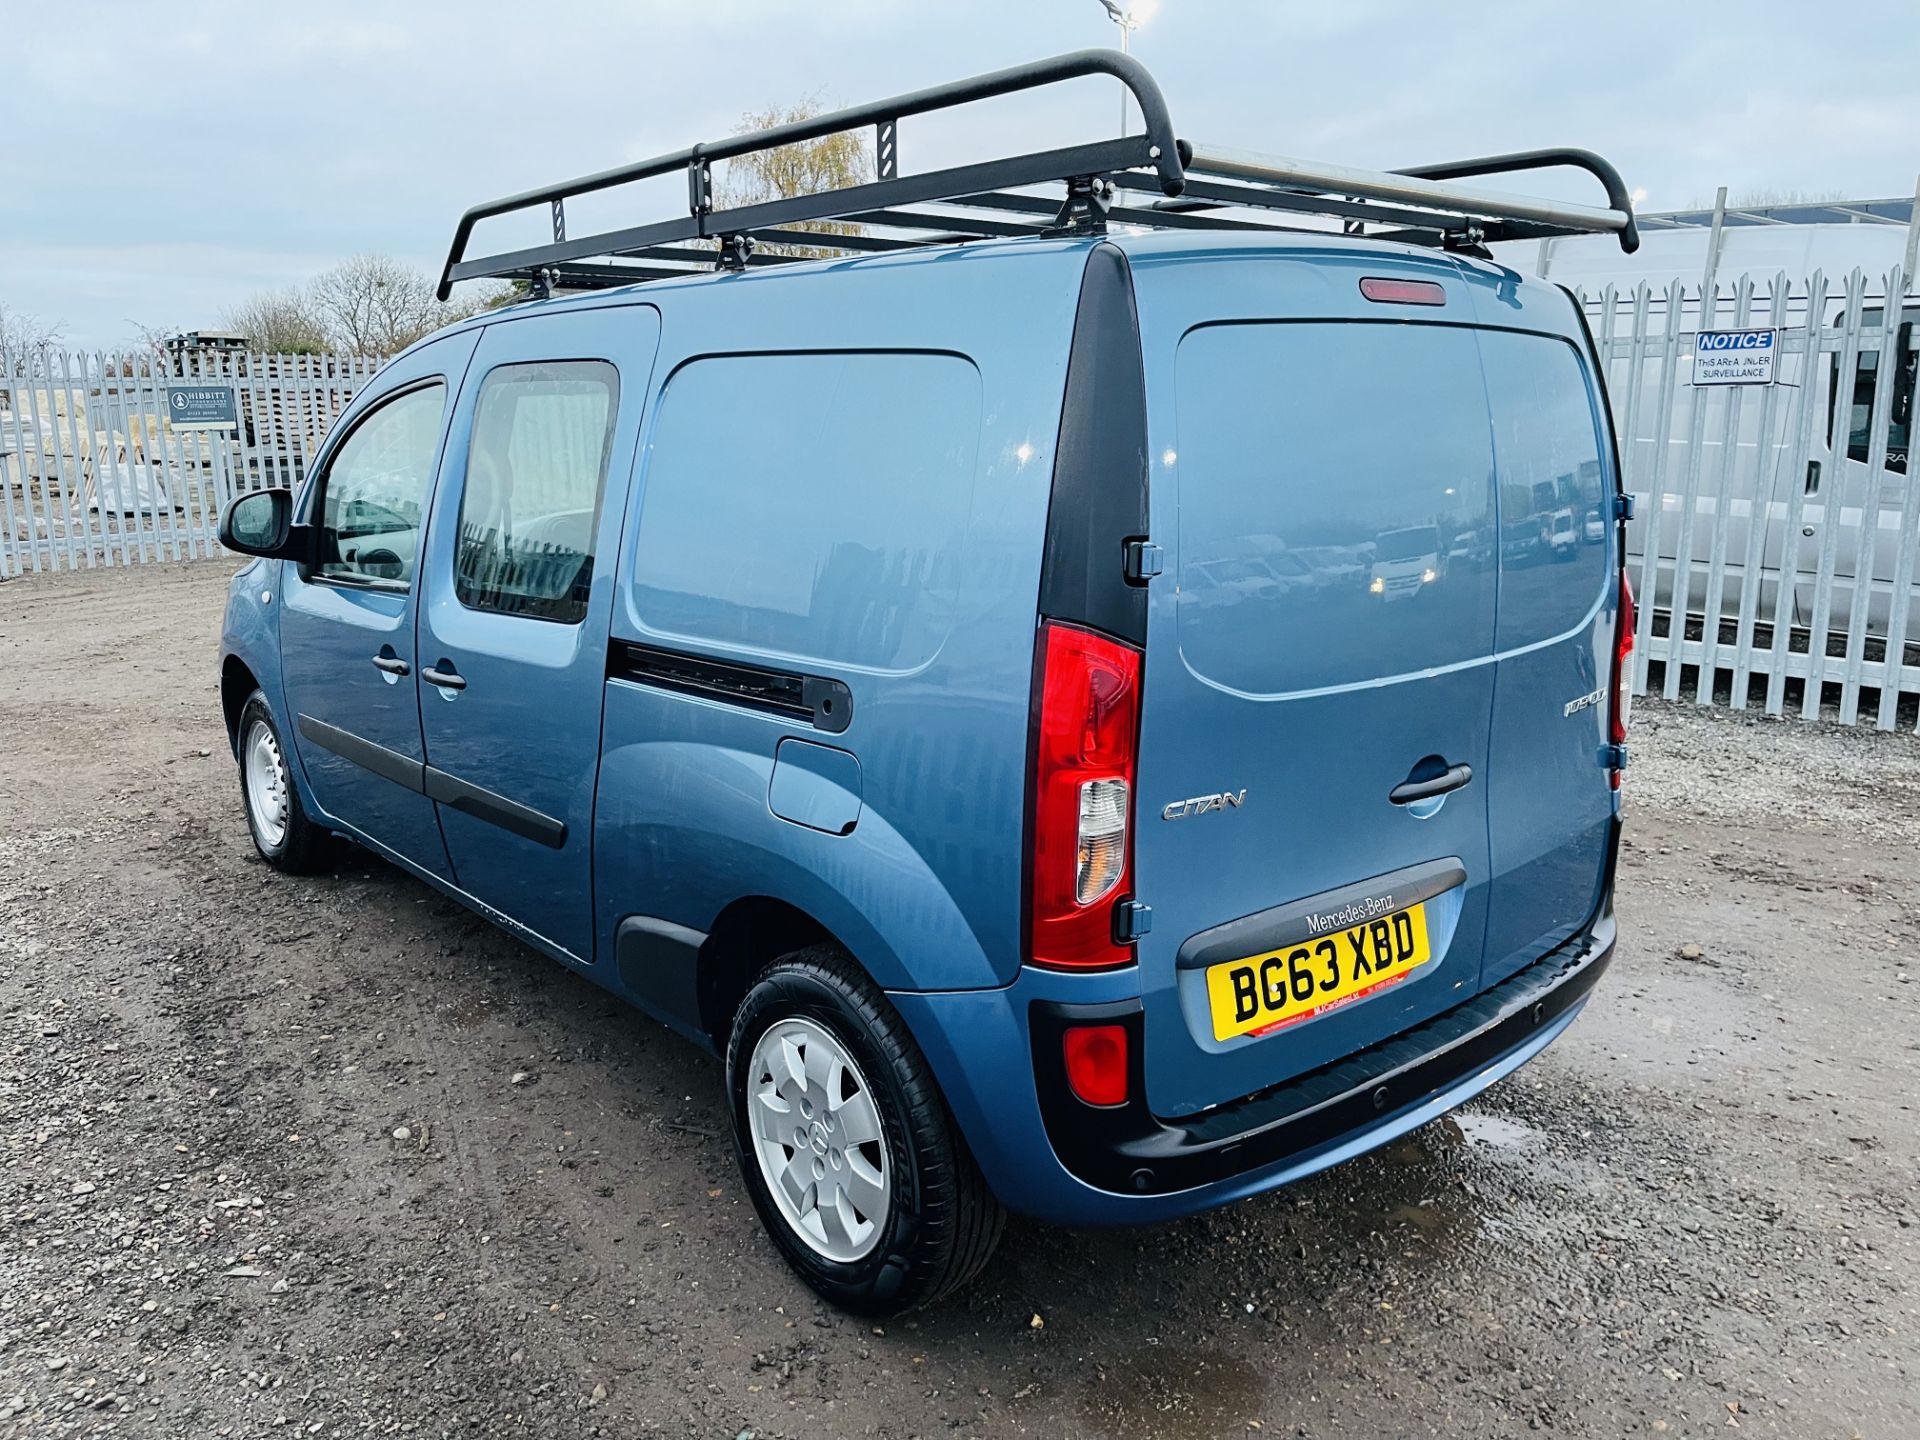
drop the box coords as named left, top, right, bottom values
left=1173, top=321, right=1498, bottom=695
left=629, top=352, right=981, bottom=672
left=1477, top=330, right=1611, bottom=648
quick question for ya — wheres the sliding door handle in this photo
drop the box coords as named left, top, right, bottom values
left=422, top=665, right=467, bottom=692
left=1390, top=762, right=1473, bottom=806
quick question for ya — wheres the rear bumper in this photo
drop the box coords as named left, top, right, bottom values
left=889, top=912, right=1613, bottom=1226
left=1029, top=913, right=1613, bottom=1198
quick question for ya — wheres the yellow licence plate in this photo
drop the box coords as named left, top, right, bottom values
left=1206, top=902, right=1433, bottom=1041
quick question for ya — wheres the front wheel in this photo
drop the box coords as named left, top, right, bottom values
left=726, top=945, right=1004, bottom=1314
left=236, top=691, right=330, bottom=873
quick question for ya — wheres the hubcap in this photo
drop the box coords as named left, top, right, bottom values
left=243, top=719, right=290, bottom=849
left=745, top=1016, right=889, bottom=1262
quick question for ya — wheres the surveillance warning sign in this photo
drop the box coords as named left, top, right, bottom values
left=1692, top=329, right=1776, bottom=387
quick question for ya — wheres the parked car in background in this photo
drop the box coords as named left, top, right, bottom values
left=1369, top=524, right=1443, bottom=599
left=1549, top=507, right=1580, bottom=559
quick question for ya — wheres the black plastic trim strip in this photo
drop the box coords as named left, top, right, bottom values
left=294, top=714, right=567, bottom=849
left=297, top=715, right=424, bottom=792
left=1174, top=858, right=1468, bottom=971
left=422, top=768, right=567, bottom=849
left=1037, top=241, right=1150, bottom=646
left=608, top=640, right=851, bottom=734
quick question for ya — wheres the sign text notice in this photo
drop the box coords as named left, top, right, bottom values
left=1692, top=328, right=1776, bottom=387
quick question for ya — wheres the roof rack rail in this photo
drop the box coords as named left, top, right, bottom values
left=435, top=49, right=1638, bottom=301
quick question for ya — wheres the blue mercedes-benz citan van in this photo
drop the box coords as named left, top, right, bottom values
left=215, top=52, right=1640, bottom=1313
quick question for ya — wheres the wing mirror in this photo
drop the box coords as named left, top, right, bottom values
left=218, top=489, right=310, bottom=562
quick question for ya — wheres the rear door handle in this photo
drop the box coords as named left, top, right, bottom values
left=371, top=654, right=410, bottom=677
left=422, top=665, right=467, bottom=691
left=1390, top=763, right=1473, bottom=805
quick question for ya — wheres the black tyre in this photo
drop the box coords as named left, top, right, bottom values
left=235, top=691, right=330, bottom=874
left=726, top=944, right=1005, bottom=1314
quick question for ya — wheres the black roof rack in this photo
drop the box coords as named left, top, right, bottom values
left=435, top=49, right=1639, bottom=301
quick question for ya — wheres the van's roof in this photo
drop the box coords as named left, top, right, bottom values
left=443, top=226, right=1567, bottom=339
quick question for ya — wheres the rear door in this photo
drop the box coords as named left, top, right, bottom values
left=415, top=306, right=660, bottom=963
left=1472, top=325, right=1620, bottom=985
left=1130, top=253, right=1501, bottom=1118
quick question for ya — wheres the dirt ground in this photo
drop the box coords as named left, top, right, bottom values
left=2, top=561, right=1917, bottom=1440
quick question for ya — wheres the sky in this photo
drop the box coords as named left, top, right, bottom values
left=4, top=0, right=1917, bottom=350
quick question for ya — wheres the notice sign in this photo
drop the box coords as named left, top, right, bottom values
left=1693, top=329, right=1776, bottom=386
left=166, top=384, right=239, bottom=430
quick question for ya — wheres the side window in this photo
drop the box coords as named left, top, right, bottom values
left=455, top=360, right=619, bottom=624
left=1830, top=310, right=1914, bottom=476
left=315, top=382, right=447, bottom=588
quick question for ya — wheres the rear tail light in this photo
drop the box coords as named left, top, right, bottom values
left=1610, top=569, right=1635, bottom=788
left=1028, top=622, right=1142, bottom=970
left=1062, top=1023, right=1130, bottom=1107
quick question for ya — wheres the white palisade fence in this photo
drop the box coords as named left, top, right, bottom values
left=0, top=348, right=382, bottom=576
left=1583, top=265, right=1920, bottom=730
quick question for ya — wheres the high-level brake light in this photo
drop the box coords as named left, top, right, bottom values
left=1359, top=276, right=1447, bottom=306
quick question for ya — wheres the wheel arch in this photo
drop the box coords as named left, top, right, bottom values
left=221, top=655, right=261, bottom=755
left=696, top=895, right=842, bottom=1052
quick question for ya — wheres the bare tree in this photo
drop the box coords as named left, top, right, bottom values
left=225, top=290, right=332, bottom=354
left=0, top=301, right=62, bottom=371
left=308, top=255, right=448, bottom=357
left=715, top=101, right=873, bottom=257
left=306, top=256, right=514, bottom=355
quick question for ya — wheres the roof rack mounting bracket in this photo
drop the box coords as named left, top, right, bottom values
left=1049, top=176, right=1112, bottom=235
left=876, top=118, right=898, bottom=180
left=687, top=153, right=713, bottom=219
left=715, top=234, right=755, bottom=273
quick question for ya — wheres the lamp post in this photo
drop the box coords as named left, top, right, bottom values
left=1097, top=0, right=1158, bottom=134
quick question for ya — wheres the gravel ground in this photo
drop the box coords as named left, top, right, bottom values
left=1, top=561, right=1916, bottom=1439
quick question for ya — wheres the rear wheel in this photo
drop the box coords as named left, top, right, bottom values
left=236, top=692, right=329, bottom=873
left=726, top=945, right=1003, bottom=1314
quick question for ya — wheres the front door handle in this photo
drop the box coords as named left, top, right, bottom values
left=1390, top=762, right=1473, bottom=806
left=421, top=664, right=467, bottom=692
left=371, top=654, right=410, bottom=677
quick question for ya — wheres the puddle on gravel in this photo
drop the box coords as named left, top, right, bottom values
left=1080, top=1345, right=1267, bottom=1440
left=1453, top=1110, right=1547, bottom=1151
